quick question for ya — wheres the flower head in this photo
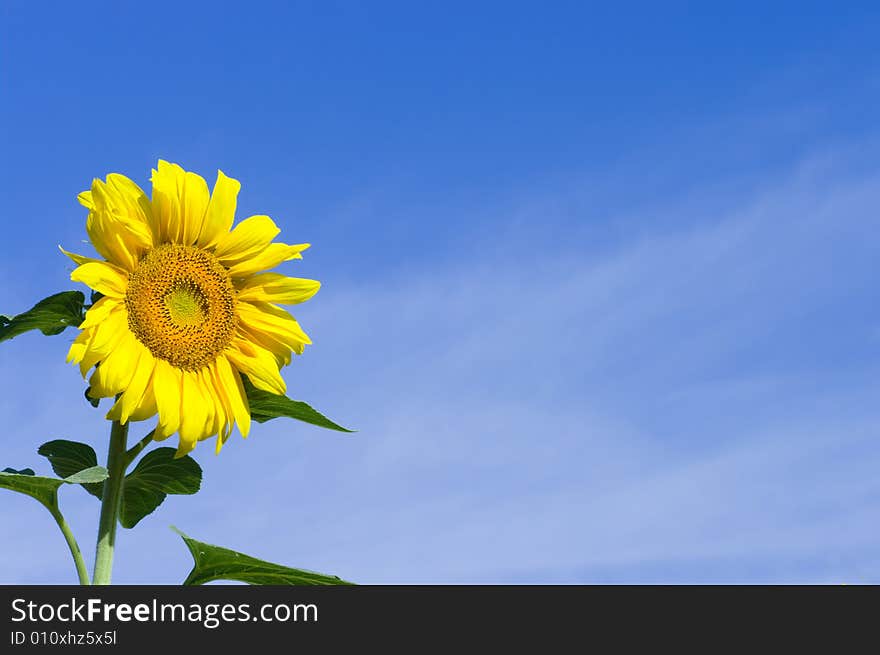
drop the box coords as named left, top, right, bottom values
left=64, top=161, right=320, bottom=455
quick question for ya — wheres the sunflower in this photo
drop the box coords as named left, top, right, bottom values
left=64, top=160, right=320, bottom=456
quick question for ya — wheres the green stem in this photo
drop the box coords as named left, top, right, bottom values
left=48, top=505, right=90, bottom=585
left=124, top=430, right=155, bottom=468
left=92, top=419, right=129, bottom=585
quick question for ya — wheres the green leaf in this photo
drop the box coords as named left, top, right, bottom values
left=119, top=448, right=202, bottom=529
left=0, top=467, right=108, bottom=512
left=3, top=467, right=35, bottom=475
left=84, top=387, right=100, bottom=408
left=63, top=465, right=108, bottom=484
left=242, top=377, right=353, bottom=432
left=0, top=470, right=63, bottom=509
left=0, top=291, right=85, bottom=343
left=172, top=527, right=354, bottom=585
left=38, top=440, right=104, bottom=499
left=35, top=442, right=203, bottom=528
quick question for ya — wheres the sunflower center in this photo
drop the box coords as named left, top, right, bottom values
left=164, top=284, right=208, bottom=326
left=125, top=244, right=236, bottom=370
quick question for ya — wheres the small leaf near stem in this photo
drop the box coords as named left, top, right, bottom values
left=38, top=431, right=202, bottom=531
left=119, top=448, right=201, bottom=529
left=38, top=440, right=103, bottom=498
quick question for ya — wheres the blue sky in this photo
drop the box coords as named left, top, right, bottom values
left=1, top=1, right=879, bottom=583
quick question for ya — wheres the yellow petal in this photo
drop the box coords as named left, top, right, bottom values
left=201, top=372, right=220, bottom=441
left=199, top=368, right=226, bottom=447
left=150, top=160, right=185, bottom=244
left=214, top=355, right=251, bottom=438
left=87, top=330, right=141, bottom=397
left=153, top=359, right=183, bottom=440
left=106, top=347, right=155, bottom=424
left=77, top=190, right=94, bottom=209
left=105, top=173, right=150, bottom=203
left=175, top=435, right=198, bottom=458
left=66, top=329, right=91, bottom=368
left=70, top=261, right=129, bottom=298
left=225, top=338, right=287, bottom=395
left=236, top=273, right=321, bottom=305
left=198, top=170, right=241, bottom=249
left=86, top=176, right=153, bottom=270
left=214, top=215, right=280, bottom=263
left=204, top=364, right=233, bottom=448
left=178, top=370, right=212, bottom=454
left=79, top=296, right=121, bottom=330
left=105, top=174, right=154, bottom=241
left=236, top=322, right=292, bottom=366
left=129, top=384, right=158, bottom=422
left=236, top=301, right=312, bottom=355
left=85, top=210, right=134, bottom=270
left=181, top=171, right=210, bottom=246
left=59, top=246, right=100, bottom=267
left=226, top=242, right=310, bottom=278
left=104, top=399, right=125, bottom=423
left=69, top=305, right=128, bottom=376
